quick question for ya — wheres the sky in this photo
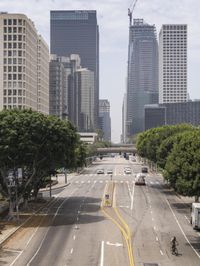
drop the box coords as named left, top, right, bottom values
left=1, top=0, right=200, bottom=142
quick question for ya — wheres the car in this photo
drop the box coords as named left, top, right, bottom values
left=131, top=157, right=136, bottom=162
left=141, top=166, right=148, bottom=173
left=107, top=169, right=113, bottom=175
left=135, top=173, right=146, bottom=185
left=124, top=168, right=132, bottom=174
left=97, top=169, right=104, bottom=174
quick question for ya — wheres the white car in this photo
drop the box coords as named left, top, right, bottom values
left=135, top=173, right=146, bottom=185
left=97, top=169, right=104, bottom=174
left=107, top=169, right=113, bottom=174
left=125, top=168, right=132, bottom=174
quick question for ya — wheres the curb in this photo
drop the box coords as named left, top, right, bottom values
left=0, top=197, right=55, bottom=247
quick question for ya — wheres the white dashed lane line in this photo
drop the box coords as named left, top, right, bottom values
left=160, top=250, right=164, bottom=256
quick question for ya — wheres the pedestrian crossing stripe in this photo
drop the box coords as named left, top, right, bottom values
left=69, top=180, right=159, bottom=186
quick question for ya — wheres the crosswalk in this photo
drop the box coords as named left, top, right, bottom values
left=69, top=179, right=161, bottom=185
left=78, top=173, right=136, bottom=177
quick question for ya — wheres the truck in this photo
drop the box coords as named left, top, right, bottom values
left=191, top=202, right=200, bottom=229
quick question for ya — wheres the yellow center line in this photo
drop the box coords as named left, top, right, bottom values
left=101, top=183, right=135, bottom=266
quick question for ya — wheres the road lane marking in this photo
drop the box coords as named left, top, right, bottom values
left=70, top=248, right=74, bottom=254
left=154, top=226, right=157, bottom=231
left=152, top=217, right=154, bottom=221
left=106, top=241, right=123, bottom=247
left=9, top=251, right=23, bottom=266
left=100, top=241, right=105, bottom=266
left=166, top=198, right=200, bottom=259
left=101, top=183, right=134, bottom=266
left=113, top=187, right=134, bottom=266
left=160, top=250, right=164, bottom=256
left=26, top=188, right=77, bottom=266
left=156, top=237, right=159, bottom=241
left=73, top=235, right=76, bottom=240
left=184, top=215, right=190, bottom=223
left=130, top=183, right=135, bottom=211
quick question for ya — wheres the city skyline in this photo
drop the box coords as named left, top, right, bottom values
left=0, top=0, right=200, bottom=142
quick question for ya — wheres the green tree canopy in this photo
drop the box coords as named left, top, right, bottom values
left=164, top=130, right=200, bottom=199
left=0, top=109, right=79, bottom=201
left=137, top=124, right=194, bottom=163
left=156, top=127, right=197, bottom=169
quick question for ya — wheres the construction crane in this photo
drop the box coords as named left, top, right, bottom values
left=128, top=0, right=139, bottom=26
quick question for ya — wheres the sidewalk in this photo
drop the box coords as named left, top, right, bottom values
left=0, top=172, right=77, bottom=246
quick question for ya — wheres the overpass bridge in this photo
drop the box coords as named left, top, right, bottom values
left=96, top=146, right=137, bottom=154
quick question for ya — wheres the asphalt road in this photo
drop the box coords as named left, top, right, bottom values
left=0, top=156, right=200, bottom=266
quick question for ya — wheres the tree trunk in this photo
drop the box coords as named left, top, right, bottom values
left=8, top=199, right=14, bottom=219
left=194, top=196, right=199, bottom=202
left=23, top=197, right=28, bottom=210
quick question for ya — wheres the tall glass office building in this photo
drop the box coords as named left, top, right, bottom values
left=50, top=10, right=99, bottom=129
left=126, top=19, right=158, bottom=140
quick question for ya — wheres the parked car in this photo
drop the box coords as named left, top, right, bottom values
left=135, top=173, right=146, bottom=185
left=97, top=169, right=104, bottom=174
left=141, top=166, right=148, bottom=173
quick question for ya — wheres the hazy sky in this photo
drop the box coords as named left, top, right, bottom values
left=1, top=0, right=200, bottom=142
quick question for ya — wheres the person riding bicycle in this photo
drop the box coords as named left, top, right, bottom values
left=171, top=236, right=178, bottom=253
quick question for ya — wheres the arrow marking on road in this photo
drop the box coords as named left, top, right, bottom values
left=106, top=241, right=123, bottom=247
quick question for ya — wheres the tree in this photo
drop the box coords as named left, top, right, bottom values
left=0, top=109, right=79, bottom=215
left=137, top=124, right=194, bottom=163
left=156, top=127, right=196, bottom=169
left=164, top=131, right=200, bottom=201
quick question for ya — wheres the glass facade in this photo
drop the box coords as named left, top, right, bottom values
left=126, top=19, right=158, bottom=139
left=50, top=10, right=99, bottom=129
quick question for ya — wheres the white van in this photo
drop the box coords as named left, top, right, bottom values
left=191, top=203, right=200, bottom=229
left=135, top=173, right=146, bottom=185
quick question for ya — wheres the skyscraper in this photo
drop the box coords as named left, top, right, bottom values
left=99, top=99, right=111, bottom=142
left=159, top=24, right=187, bottom=103
left=75, top=68, right=95, bottom=132
left=0, top=13, right=49, bottom=113
left=126, top=19, right=158, bottom=140
left=49, top=54, right=95, bottom=132
left=50, top=10, right=99, bottom=129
